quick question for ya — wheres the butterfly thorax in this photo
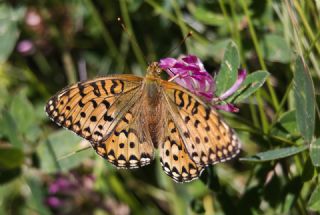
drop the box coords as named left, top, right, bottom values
left=146, top=62, right=162, bottom=79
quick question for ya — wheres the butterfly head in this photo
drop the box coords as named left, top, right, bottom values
left=146, top=62, right=162, bottom=78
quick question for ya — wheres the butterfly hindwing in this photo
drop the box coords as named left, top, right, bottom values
left=159, top=117, right=204, bottom=182
left=161, top=81, right=241, bottom=167
left=94, top=100, right=154, bottom=168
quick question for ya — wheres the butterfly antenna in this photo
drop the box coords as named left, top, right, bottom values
left=117, top=17, right=149, bottom=66
left=164, top=31, right=193, bottom=57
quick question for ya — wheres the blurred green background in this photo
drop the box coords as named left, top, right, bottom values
left=0, top=0, right=319, bottom=214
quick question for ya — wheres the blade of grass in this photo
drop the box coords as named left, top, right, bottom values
left=119, top=0, right=146, bottom=69
left=170, top=0, right=190, bottom=51
left=293, top=0, right=320, bottom=56
left=62, top=51, right=76, bottom=84
left=269, top=80, right=293, bottom=129
left=145, top=0, right=208, bottom=44
left=84, top=0, right=123, bottom=70
left=239, top=0, right=280, bottom=112
left=57, top=145, right=91, bottom=161
left=218, top=0, right=233, bottom=38
left=239, top=0, right=279, bottom=133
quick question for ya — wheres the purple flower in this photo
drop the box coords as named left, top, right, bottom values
left=16, top=40, right=35, bottom=55
left=46, top=196, right=62, bottom=208
left=159, top=55, right=247, bottom=112
left=219, top=69, right=247, bottom=100
left=25, top=10, right=41, bottom=27
left=159, top=55, right=215, bottom=101
left=48, top=177, right=75, bottom=194
left=45, top=172, right=130, bottom=214
left=215, top=103, right=239, bottom=112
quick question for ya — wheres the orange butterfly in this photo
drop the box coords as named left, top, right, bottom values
left=45, top=62, right=240, bottom=182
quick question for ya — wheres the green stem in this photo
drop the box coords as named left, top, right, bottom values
left=230, top=0, right=246, bottom=67
left=218, top=0, right=233, bottom=37
left=108, top=174, right=141, bottom=213
left=85, top=0, right=123, bottom=69
left=145, top=0, right=208, bottom=44
left=293, top=0, right=320, bottom=56
left=171, top=0, right=190, bottom=51
left=46, top=139, right=61, bottom=172
left=240, top=0, right=280, bottom=125
left=62, top=51, right=77, bottom=84
left=269, top=80, right=293, bottom=129
left=305, top=30, right=320, bottom=58
left=166, top=179, right=186, bottom=215
left=249, top=97, right=260, bottom=127
left=119, top=0, right=146, bottom=69
left=238, top=127, right=296, bottom=145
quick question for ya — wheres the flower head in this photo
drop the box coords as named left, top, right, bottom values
left=159, top=55, right=247, bottom=112
left=159, top=55, right=215, bottom=101
left=45, top=172, right=130, bottom=214
left=16, top=40, right=35, bottom=55
left=48, top=177, right=76, bottom=194
left=46, top=196, right=62, bottom=208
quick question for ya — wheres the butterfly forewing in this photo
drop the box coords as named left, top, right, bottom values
left=160, top=81, right=241, bottom=167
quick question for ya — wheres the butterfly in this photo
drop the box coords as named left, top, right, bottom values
left=45, top=62, right=241, bottom=183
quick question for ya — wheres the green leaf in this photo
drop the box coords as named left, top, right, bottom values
left=301, top=157, right=315, bottom=182
left=308, top=185, right=320, bottom=211
left=190, top=198, right=205, bottom=213
left=38, top=130, right=94, bottom=173
left=240, top=145, right=308, bottom=162
left=26, top=177, right=51, bottom=215
left=0, top=168, right=21, bottom=184
left=229, top=70, right=269, bottom=103
left=0, top=86, right=9, bottom=112
left=293, top=57, right=315, bottom=143
left=0, top=5, right=25, bottom=63
left=9, top=92, right=37, bottom=135
left=200, top=166, right=220, bottom=191
left=128, top=0, right=144, bottom=12
left=270, top=110, right=299, bottom=139
left=0, top=111, right=22, bottom=148
left=261, top=34, right=292, bottom=63
left=310, top=139, right=320, bottom=167
left=0, top=144, right=24, bottom=169
left=283, top=194, right=295, bottom=214
left=190, top=7, right=225, bottom=26
left=216, top=41, right=240, bottom=96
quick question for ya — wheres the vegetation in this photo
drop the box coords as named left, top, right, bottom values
left=0, top=0, right=319, bottom=214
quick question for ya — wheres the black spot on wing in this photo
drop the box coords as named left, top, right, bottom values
left=110, top=80, right=118, bottom=94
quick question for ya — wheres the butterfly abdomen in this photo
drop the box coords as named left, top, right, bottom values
left=144, top=78, right=166, bottom=148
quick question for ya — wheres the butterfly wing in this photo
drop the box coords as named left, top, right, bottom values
left=160, top=80, right=240, bottom=171
left=159, top=116, right=204, bottom=182
left=95, top=97, right=154, bottom=168
left=45, top=75, right=154, bottom=168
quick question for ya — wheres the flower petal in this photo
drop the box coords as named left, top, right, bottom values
left=46, top=196, right=62, bottom=208
left=159, top=58, right=178, bottom=69
left=160, top=55, right=215, bottom=101
left=219, top=69, right=247, bottom=100
left=16, top=40, right=35, bottom=55
left=214, top=104, right=239, bottom=112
